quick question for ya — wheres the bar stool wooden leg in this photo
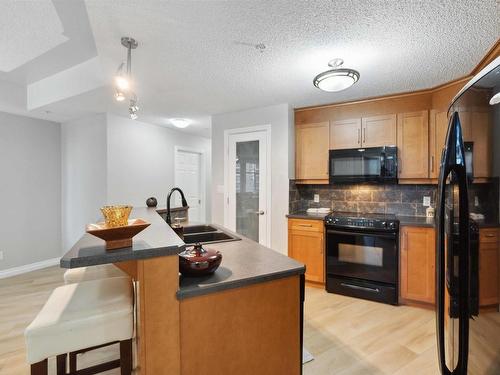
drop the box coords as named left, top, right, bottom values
left=120, top=339, right=133, bottom=375
left=56, top=353, right=67, bottom=375
left=69, top=352, right=77, bottom=372
left=30, top=359, right=48, bottom=375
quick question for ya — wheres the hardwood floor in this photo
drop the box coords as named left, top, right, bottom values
left=1, top=266, right=441, bottom=375
left=303, top=287, right=439, bottom=375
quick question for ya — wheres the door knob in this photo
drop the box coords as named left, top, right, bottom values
left=255, top=210, right=265, bottom=215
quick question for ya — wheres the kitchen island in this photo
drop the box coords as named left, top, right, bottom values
left=61, top=207, right=305, bottom=375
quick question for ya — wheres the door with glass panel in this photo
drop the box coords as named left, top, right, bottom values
left=227, top=130, right=269, bottom=245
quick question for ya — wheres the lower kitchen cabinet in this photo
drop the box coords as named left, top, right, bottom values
left=479, top=228, right=499, bottom=307
left=400, top=226, right=499, bottom=308
left=400, top=226, right=435, bottom=304
left=288, top=218, right=325, bottom=284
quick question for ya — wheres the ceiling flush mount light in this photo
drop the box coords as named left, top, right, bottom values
left=114, top=37, right=140, bottom=119
left=170, top=118, right=191, bottom=129
left=313, top=58, right=360, bottom=92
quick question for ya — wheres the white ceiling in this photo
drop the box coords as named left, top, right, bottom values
left=0, top=1, right=498, bottom=138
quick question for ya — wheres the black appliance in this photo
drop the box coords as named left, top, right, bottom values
left=436, top=57, right=500, bottom=374
left=325, top=212, right=399, bottom=305
left=329, top=146, right=398, bottom=184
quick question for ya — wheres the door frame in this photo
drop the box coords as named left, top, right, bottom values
left=174, top=145, right=207, bottom=223
left=224, top=125, right=272, bottom=247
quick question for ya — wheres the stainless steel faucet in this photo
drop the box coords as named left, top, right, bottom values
left=166, top=187, right=188, bottom=225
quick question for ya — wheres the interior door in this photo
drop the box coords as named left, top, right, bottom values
left=175, top=149, right=203, bottom=222
left=227, top=130, right=269, bottom=245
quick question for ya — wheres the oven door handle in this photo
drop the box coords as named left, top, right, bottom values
left=327, top=229, right=397, bottom=239
left=340, top=283, right=381, bottom=293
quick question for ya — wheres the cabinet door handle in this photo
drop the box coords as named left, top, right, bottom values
left=431, top=155, right=435, bottom=173
left=357, top=128, right=360, bottom=145
left=484, top=233, right=496, bottom=238
left=363, top=127, right=366, bottom=143
left=298, top=224, right=313, bottom=227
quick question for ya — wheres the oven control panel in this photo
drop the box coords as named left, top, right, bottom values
left=325, top=216, right=399, bottom=231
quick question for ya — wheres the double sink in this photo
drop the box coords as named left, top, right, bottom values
left=181, top=224, right=241, bottom=245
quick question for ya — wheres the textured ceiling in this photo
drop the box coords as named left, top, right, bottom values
left=0, top=0, right=96, bottom=85
left=0, top=0, right=67, bottom=72
left=0, top=1, right=498, bottom=136
left=84, top=0, right=499, bottom=132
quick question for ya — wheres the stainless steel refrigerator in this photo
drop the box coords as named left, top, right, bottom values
left=436, top=57, right=500, bottom=374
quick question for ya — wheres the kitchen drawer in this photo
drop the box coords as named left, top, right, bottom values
left=288, top=219, right=324, bottom=233
left=480, top=228, right=498, bottom=244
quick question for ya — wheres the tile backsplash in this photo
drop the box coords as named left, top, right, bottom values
left=289, top=179, right=499, bottom=221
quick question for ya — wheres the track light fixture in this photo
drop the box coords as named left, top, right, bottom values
left=114, top=37, right=140, bottom=119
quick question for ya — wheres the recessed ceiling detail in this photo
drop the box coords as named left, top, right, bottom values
left=0, top=0, right=68, bottom=72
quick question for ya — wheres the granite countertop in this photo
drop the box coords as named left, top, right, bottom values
left=61, top=207, right=305, bottom=299
left=286, top=211, right=330, bottom=220
left=60, top=207, right=185, bottom=268
left=177, top=224, right=305, bottom=300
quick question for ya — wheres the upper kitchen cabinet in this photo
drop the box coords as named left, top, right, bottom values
left=429, top=110, right=448, bottom=179
left=295, top=122, right=330, bottom=182
left=329, top=115, right=396, bottom=150
left=329, top=118, right=362, bottom=149
left=455, top=108, right=492, bottom=178
left=397, top=110, right=429, bottom=180
left=361, top=114, right=397, bottom=148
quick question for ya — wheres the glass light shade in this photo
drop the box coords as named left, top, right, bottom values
left=313, top=68, right=360, bottom=92
left=115, top=75, right=130, bottom=91
left=170, top=118, right=190, bottom=128
left=115, top=91, right=126, bottom=101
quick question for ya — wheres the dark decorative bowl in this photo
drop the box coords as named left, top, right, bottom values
left=146, top=197, right=158, bottom=207
left=179, top=243, right=222, bottom=276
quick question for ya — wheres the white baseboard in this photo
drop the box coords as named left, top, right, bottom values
left=0, top=257, right=60, bottom=279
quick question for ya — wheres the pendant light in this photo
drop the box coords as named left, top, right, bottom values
left=313, top=58, right=360, bottom=92
left=114, top=37, right=140, bottom=119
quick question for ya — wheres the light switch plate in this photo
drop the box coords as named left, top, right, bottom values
left=314, top=194, right=320, bottom=203
left=423, top=196, right=431, bottom=207
left=474, top=196, right=479, bottom=207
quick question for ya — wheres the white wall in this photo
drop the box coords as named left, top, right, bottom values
left=211, top=103, right=293, bottom=254
left=0, top=111, right=61, bottom=270
left=61, top=114, right=107, bottom=250
left=106, top=114, right=211, bottom=217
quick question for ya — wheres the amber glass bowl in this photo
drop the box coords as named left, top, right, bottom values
left=101, top=205, right=132, bottom=228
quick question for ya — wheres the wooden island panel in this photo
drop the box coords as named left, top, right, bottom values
left=179, top=276, right=302, bottom=375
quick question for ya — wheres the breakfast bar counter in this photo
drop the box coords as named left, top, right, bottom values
left=60, top=207, right=305, bottom=375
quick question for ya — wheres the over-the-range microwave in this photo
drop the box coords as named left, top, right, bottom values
left=329, top=146, right=398, bottom=184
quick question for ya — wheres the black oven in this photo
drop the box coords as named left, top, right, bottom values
left=329, top=146, right=397, bottom=184
left=325, top=213, right=399, bottom=305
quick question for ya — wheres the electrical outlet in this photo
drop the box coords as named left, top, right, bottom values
left=474, top=196, right=479, bottom=207
left=423, top=196, right=431, bottom=207
left=0, top=250, right=3, bottom=261
left=314, top=194, right=320, bottom=203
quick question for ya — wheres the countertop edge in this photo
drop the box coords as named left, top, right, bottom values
left=176, top=266, right=306, bottom=300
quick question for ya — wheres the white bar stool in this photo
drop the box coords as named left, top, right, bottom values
left=24, top=276, right=134, bottom=375
left=63, top=264, right=126, bottom=284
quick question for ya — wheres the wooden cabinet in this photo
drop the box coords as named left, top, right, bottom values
left=397, top=111, right=429, bottom=179
left=295, top=122, right=330, bottom=181
left=288, top=218, right=324, bottom=284
left=329, top=115, right=396, bottom=150
left=429, top=110, right=448, bottom=179
left=400, top=226, right=435, bottom=304
left=329, top=118, right=362, bottom=149
left=361, top=114, right=397, bottom=148
left=479, top=228, right=499, bottom=307
left=458, top=109, right=492, bottom=178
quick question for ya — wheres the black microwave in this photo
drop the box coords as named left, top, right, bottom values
left=329, top=146, right=398, bottom=184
